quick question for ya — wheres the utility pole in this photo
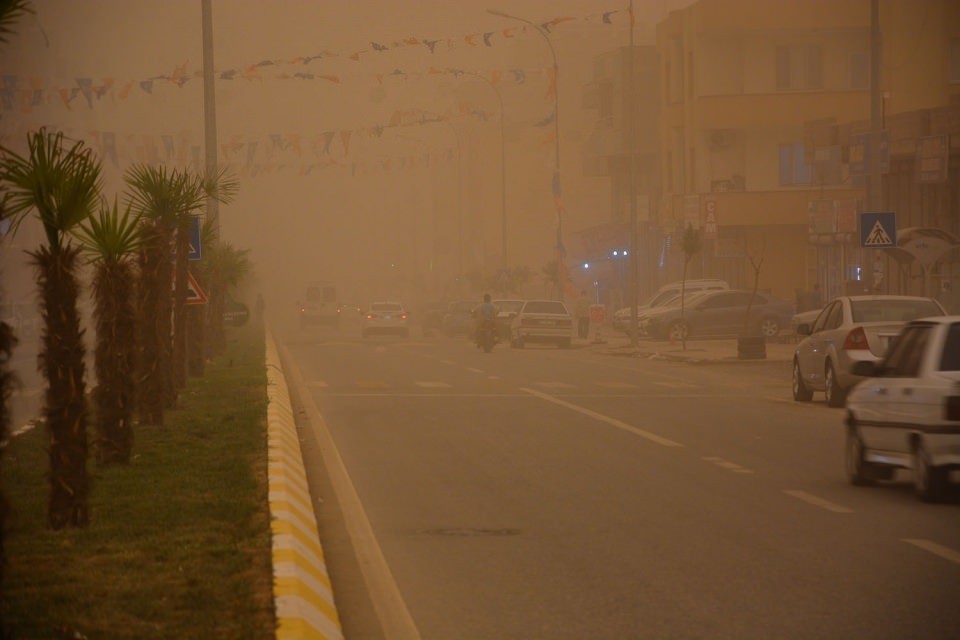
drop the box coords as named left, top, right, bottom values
left=201, top=0, right=219, bottom=236
left=627, top=0, right=638, bottom=347
left=868, top=0, right=883, bottom=291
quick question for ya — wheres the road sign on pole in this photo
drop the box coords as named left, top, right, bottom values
left=860, top=212, right=896, bottom=248
left=188, top=215, right=202, bottom=261
left=185, top=271, right=208, bottom=304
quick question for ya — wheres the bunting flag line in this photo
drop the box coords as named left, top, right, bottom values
left=0, top=8, right=629, bottom=114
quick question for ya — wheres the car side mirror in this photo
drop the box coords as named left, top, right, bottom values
left=852, top=361, right=878, bottom=377
left=797, top=323, right=812, bottom=336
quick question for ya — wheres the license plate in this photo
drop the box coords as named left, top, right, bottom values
left=384, top=315, right=392, bottom=320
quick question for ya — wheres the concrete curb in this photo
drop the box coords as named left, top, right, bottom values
left=266, top=329, right=344, bottom=640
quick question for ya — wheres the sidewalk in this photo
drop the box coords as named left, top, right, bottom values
left=578, top=326, right=798, bottom=364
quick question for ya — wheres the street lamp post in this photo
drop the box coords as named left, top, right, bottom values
left=487, top=9, right=562, bottom=293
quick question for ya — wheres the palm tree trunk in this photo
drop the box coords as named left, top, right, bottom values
left=136, top=223, right=168, bottom=425
left=206, top=282, right=226, bottom=358
left=93, top=260, right=137, bottom=464
left=33, top=245, right=90, bottom=529
left=0, top=290, right=18, bottom=590
left=187, top=301, right=205, bottom=377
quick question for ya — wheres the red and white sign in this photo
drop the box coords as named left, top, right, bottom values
left=171, top=270, right=208, bottom=304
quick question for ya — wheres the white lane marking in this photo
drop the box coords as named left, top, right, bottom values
left=703, top=456, right=754, bottom=474
left=521, top=387, right=683, bottom=448
left=595, top=381, right=637, bottom=389
left=536, top=382, right=576, bottom=389
left=903, top=539, right=960, bottom=566
left=783, top=490, right=853, bottom=514
left=487, top=375, right=501, bottom=380
left=465, top=367, right=484, bottom=374
left=307, top=380, right=328, bottom=388
left=415, top=381, right=452, bottom=388
left=440, top=360, right=457, bottom=365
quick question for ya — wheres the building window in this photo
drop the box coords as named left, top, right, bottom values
left=951, top=39, right=960, bottom=84
left=776, top=45, right=823, bottom=90
left=779, top=143, right=816, bottom=185
left=849, top=52, right=869, bottom=89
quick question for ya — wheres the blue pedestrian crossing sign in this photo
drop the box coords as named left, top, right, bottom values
left=188, top=215, right=202, bottom=260
left=860, top=212, right=896, bottom=248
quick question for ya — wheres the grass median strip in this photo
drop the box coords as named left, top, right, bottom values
left=1, top=325, right=275, bottom=639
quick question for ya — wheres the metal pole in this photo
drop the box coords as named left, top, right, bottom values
left=869, top=0, right=883, bottom=291
left=627, top=0, right=638, bottom=347
left=201, top=0, right=219, bottom=236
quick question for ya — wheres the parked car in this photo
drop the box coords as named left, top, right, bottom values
left=643, top=289, right=793, bottom=341
left=789, top=306, right=824, bottom=336
left=844, top=316, right=960, bottom=502
left=442, top=301, right=477, bottom=337
left=636, top=291, right=713, bottom=336
left=492, top=299, right=524, bottom=339
left=361, top=301, right=409, bottom=338
left=612, top=279, right=729, bottom=334
left=510, top=299, right=574, bottom=348
left=792, top=295, right=946, bottom=407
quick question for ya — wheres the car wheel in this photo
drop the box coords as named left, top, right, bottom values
left=825, top=362, right=846, bottom=408
left=912, top=439, right=947, bottom=502
left=845, top=426, right=876, bottom=486
left=792, top=359, right=813, bottom=402
left=668, top=320, right=688, bottom=341
left=759, top=317, right=780, bottom=337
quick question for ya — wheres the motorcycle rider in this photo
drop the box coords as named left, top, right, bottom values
left=475, top=293, right=497, bottom=348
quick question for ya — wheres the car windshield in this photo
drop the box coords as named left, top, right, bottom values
left=496, top=301, right=524, bottom=313
left=523, top=301, right=568, bottom=314
left=850, top=299, right=944, bottom=323
left=370, top=303, right=402, bottom=312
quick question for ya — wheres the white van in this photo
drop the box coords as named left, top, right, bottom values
left=613, top=279, right=729, bottom=333
left=298, top=281, right=339, bottom=329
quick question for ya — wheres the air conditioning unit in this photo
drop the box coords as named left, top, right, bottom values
left=708, top=129, right=736, bottom=151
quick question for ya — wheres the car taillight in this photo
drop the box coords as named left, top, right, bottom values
left=401, top=313, right=408, bottom=320
left=842, top=326, right=869, bottom=350
left=366, top=313, right=375, bottom=319
left=945, top=396, right=960, bottom=421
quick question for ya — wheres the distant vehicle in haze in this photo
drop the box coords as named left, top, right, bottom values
left=510, top=299, right=574, bottom=349
left=442, top=301, right=476, bottom=337
left=612, top=279, right=729, bottom=334
left=492, top=299, right=524, bottom=339
left=792, top=295, right=947, bottom=407
left=298, top=281, right=339, bottom=329
left=643, top=289, right=792, bottom=341
left=361, top=301, right=409, bottom=338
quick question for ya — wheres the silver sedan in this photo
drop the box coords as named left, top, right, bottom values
left=792, top=295, right=946, bottom=407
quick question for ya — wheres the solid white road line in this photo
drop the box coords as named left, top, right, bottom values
left=521, top=387, right=683, bottom=448
left=783, top=490, right=853, bottom=514
left=702, top=456, right=754, bottom=474
left=903, top=539, right=960, bottom=566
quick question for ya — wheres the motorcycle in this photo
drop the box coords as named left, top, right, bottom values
left=475, top=320, right=498, bottom=353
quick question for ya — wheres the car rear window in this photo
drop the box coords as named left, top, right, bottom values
left=850, top=299, right=944, bottom=323
left=371, top=303, right=402, bottom=312
left=524, top=301, right=568, bottom=314
left=496, top=301, right=524, bottom=313
left=940, top=323, right=960, bottom=371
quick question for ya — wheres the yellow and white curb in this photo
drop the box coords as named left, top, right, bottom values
left=266, top=330, right=344, bottom=640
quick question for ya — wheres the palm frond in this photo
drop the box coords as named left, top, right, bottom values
left=74, top=196, right=144, bottom=264
left=0, top=127, right=103, bottom=250
left=0, top=0, right=33, bottom=45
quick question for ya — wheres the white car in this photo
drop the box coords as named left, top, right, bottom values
left=510, top=299, right=574, bottom=348
left=844, top=316, right=960, bottom=502
left=361, top=302, right=410, bottom=338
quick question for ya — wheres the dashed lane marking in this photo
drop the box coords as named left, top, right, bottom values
left=355, top=380, right=389, bottom=389
left=595, top=381, right=638, bottom=389
left=903, top=539, right=960, bottom=566
left=536, top=382, right=577, bottom=389
left=415, top=382, right=452, bottom=388
left=465, top=367, right=485, bottom=374
left=783, top=490, right=853, bottom=514
left=521, top=387, right=683, bottom=448
left=703, top=456, right=754, bottom=474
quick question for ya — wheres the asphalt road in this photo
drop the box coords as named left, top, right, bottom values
left=281, top=325, right=960, bottom=640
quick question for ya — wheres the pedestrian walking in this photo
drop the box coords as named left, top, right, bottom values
left=575, top=289, right=590, bottom=339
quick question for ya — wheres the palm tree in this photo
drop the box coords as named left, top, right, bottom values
left=201, top=239, right=250, bottom=359
left=74, top=198, right=143, bottom=464
left=0, top=127, right=102, bottom=529
left=0, top=0, right=32, bottom=45
left=187, top=218, right=217, bottom=376
left=124, top=164, right=184, bottom=424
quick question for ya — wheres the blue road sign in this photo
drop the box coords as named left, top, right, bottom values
left=860, top=211, right=896, bottom=248
left=188, top=215, right=202, bottom=261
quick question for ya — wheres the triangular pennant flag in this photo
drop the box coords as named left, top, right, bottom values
left=483, top=32, right=494, bottom=46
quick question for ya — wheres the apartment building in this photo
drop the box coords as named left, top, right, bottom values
left=653, top=0, right=959, bottom=305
